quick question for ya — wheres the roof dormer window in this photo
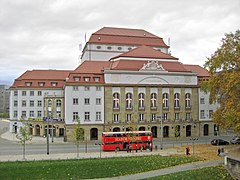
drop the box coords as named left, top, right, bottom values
left=74, top=77, right=80, bottom=82
left=38, top=82, right=45, bottom=87
left=51, top=82, right=58, bottom=87
left=94, top=77, right=100, bottom=82
left=107, top=46, right=112, bottom=50
left=84, top=77, right=90, bottom=82
left=118, top=47, right=122, bottom=50
left=96, top=46, right=101, bottom=49
left=25, top=82, right=32, bottom=86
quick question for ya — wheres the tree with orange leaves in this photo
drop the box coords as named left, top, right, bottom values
left=203, top=30, right=240, bottom=133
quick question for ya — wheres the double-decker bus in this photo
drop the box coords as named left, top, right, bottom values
left=102, top=131, right=153, bottom=151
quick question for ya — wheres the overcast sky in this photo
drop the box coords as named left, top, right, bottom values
left=0, top=0, right=239, bottom=85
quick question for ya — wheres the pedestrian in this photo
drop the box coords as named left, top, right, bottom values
left=136, top=144, right=138, bottom=152
left=218, top=148, right=221, bottom=156
left=186, top=147, right=190, bottom=155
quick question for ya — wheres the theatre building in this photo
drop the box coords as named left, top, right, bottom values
left=9, top=27, right=220, bottom=141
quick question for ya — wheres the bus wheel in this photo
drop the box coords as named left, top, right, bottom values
left=115, top=147, right=120, bottom=151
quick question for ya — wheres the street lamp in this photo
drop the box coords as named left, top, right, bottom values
left=190, top=138, right=198, bottom=155
left=157, top=115, right=163, bottom=150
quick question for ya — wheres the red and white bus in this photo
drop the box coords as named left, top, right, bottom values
left=102, top=131, right=153, bottom=151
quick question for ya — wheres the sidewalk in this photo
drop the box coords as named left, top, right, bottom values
left=1, top=131, right=65, bottom=144
left=98, top=160, right=223, bottom=180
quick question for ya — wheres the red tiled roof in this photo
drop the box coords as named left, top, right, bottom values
left=111, top=46, right=178, bottom=60
left=11, top=70, right=71, bottom=88
left=110, top=60, right=191, bottom=72
left=73, top=61, right=110, bottom=73
left=88, top=27, right=169, bottom=47
left=183, top=65, right=209, bottom=77
left=66, top=61, right=111, bottom=84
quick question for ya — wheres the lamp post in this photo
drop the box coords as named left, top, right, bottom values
left=157, top=115, right=163, bottom=150
left=190, top=138, right=198, bottom=155
left=47, top=115, right=50, bottom=155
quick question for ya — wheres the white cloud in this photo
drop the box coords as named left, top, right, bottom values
left=0, top=0, right=239, bottom=85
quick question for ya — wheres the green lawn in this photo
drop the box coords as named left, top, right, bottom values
left=147, top=166, right=233, bottom=180
left=0, top=155, right=201, bottom=179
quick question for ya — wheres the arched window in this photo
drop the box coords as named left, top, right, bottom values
left=151, top=126, right=158, bottom=138
left=186, top=125, right=191, bottom=137
left=174, top=93, right=180, bottom=108
left=204, top=124, right=209, bottom=136
left=126, top=93, right=133, bottom=109
left=138, top=93, right=145, bottom=109
left=113, top=93, right=120, bottom=109
left=113, top=127, right=120, bottom=132
left=163, top=126, right=169, bottom=137
left=139, top=126, right=145, bottom=131
left=90, top=128, right=98, bottom=140
left=163, top=93, right=169, bottom=109
left=185, top=93, right=191, bottom=108
left=150, top=93, right=157, bottom=108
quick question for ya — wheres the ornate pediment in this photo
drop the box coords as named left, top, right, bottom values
left=140, top=61, right=165, bottom=71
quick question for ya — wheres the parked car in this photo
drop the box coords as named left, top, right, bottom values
left=230, top=137, right=240, bottom=144
left=211, top=139, right=229, bottom=145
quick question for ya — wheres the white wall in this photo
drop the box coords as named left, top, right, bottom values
left=65, top=85, right=104, bottom=125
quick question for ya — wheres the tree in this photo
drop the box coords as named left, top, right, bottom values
left=16, top=118, right=32, bottom=160
left=203, top=30, right=240, bottom=133
left=73, top=117, right=84, bottom=158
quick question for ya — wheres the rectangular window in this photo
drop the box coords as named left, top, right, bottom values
left=22, top=91, right=26, bottom=96
left=56, top=111, right=61, bottom=118
left=84, top=98, right=90, bottom=105
left=30, top=100, right=34, bottom=107
left=139, top=113, right=144, bottom=122
left=200, top=98, right=205, bottom=104
left=126, top=114, right=132, bottom=123
left=200, top=110, right=205, bottom=119
left=96, top=112, right=101, bottom=121
left=30, top=91, right=34, bottom=96
left=14, top=100, right=18, bottom=107
left=38, top=91, right=42, bottom=96
left=73, top=86, right=78, bottom=91
left=73, top=112, right=78, bottom=121
left=209, top=110, right=213, bottom=118
left=96, top=98, right=101, bottom=105
left=163, top=113, right=168, bottom=121
left=22, top=100, right=26, bottom=107
left=22, top=111, right=26, bottom=118
left=73, top=98, right=78, bottom=105
left=37, top=111, right=42, bottom=117
left=175, top=113, right=180, bottom=120
left=14, top=91, right=18, bottom=96
left=84, top=86, right=90, bottom=91
left=37, top=100, right=42, bottom=107
left=96, top=86, right=101, bottom=91
left=84, top=112, right=90, bottom=121
left=30, top=111, right=34, bottom=117
left=113, top=114, right=119, bottom=122
left=14, top=111, right=18, bottom=118
left=151, top=113, right=156, bottom=121
left=186, top=113, right=191, bottom=120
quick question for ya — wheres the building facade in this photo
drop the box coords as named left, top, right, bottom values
left=0, top=85, right=10, bottom=114
left=9, top=27, right=221, bottom=141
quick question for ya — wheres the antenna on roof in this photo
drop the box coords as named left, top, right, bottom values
left=168, top=38, right=171, bottom=55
